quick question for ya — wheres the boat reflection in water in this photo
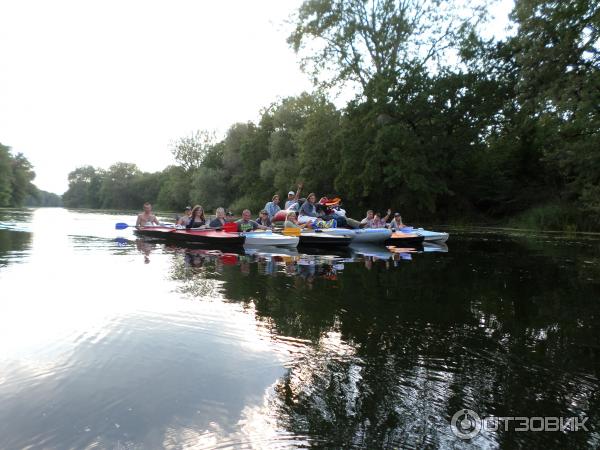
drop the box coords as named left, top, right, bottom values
left=130, top=238, right=449, bottom=280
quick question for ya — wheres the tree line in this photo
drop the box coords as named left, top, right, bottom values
left=0, top=143, right=62, bottom=208
left=62, top=0, right=599, bottom=230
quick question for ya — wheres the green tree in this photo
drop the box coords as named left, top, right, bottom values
left=0, top=144, right=13, bottom=206
left=99, top=163, right=141, bottom=209
left=288, top=0, right=485, bottom=98
left=157, top=165, right=191, bottom=210
left=63, top=166, right=103, bottom=208
left=171, top=130, right=216, bottom=172
left=511, top=0, right=600, bottom=213
left=9, top=152, right=36, bottom=206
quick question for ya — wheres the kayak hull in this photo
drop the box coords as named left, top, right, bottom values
left=401, top=227, right=449, bottom=243
left=352, top=228, right=391, bottom=243
left=321, top=228, right=392, bottom=243
left=243, top=231, right=299, bottom=248
left=299, top=232, right=352, bottom=247
left=133, top=226, right=175, bottom=239
left=135, top=226, right=245, bottom=246
left=384, top=232, right=425, bottom=247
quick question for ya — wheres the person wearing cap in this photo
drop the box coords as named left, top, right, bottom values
left=177, top=206, right=192, bottom=226
left=388, top=213, right=407, bottom=230
left=263, top=194, right=281, bottom=220
left=285, top=183, right=303, bottom=210
left=256, top=209, right=272, bottom=227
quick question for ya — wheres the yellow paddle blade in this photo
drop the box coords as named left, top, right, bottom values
left=282, top=227, right=301, bottom=236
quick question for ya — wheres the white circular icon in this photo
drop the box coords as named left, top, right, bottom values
left=451, top=409, right=482, bottom=439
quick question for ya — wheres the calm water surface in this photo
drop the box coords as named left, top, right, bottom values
left=0, top=208, right=599, bottom=449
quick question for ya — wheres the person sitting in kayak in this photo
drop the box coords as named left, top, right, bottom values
left=298, top=193, right=335, bottom=228
left=186, top=205, right=207, bottom=229
left=298, top=193, right=319, bottom=224
left=318, top=196, right=357, bottom=228
left=360, top=210, right=376, bottom=228
left=136, top=202, right=160, bottom=227
left=209, top=207, right=227, bottom=228
left=388, top=213, right=407, bottom=230
left=236, top=209, right=269, bottom=232
left=177, top=206, right=192, bottom=226
left=264, top=194, right=281, bottom=220
left=285, top=183, right=303, bottom=210
left=372, top=209, right=392, bottom=228
left=256, top=209, right=272, bottom=227
left=284, top=211, right=308, bottom=229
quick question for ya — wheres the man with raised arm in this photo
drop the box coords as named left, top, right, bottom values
left=285, top=182, right=303, bottom=210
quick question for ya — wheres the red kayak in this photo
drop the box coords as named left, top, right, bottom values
left=134, top=226, right=245, bottom=246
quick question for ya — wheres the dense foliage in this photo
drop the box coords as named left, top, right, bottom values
left=0, top=143, right=37, bottom=207
left=62, top=0, right=599, bottom=230
left=24, top=189, right=63, bottom=207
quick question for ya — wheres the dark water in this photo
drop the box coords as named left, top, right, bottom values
left=0, top=208, right=599, bottom=449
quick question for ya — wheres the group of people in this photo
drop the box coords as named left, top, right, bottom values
left=259, top=185, right=408, bottom=231
left=173, top=205, right=270, bottom=232
left=360, top=209, right=408, bottom=231
left=136, top=182, right=409, bottom=232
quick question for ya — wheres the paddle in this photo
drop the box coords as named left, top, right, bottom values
left=114, top=222, right=175, bottom=230
left=115, top=222, right=135, bottom=230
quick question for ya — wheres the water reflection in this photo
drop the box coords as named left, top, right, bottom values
left=131, top=238, right=443, bottom=282
left=134, top=231, right=600, bottom=448
left=0, top=209, right=34, bottom=267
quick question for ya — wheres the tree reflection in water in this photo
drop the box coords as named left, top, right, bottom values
left=140, top=235, right=599, bottom=449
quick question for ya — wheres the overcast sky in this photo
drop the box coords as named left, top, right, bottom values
left=0, top=0, right=514, bottom=195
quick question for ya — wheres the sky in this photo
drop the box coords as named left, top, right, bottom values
left=0, top=0, right=514, bottom=195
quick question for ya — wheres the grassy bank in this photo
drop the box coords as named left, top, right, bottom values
left=507, top=203, right=600, bottom=233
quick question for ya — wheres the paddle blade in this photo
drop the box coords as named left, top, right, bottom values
left=115, top=222, right=130, bottom=230
left=283, top=227, right=301, bottom=236
left=223, top=222, right=238, bottom=232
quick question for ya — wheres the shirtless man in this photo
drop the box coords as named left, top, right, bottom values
left=136, top=202, right=160, bottom=227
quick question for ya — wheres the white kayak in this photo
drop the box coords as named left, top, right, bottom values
left=243, top=230, right=299, bottom=248
left=322, top=228, right=392, bottom=243
left=352, top=228, right=391, bottom=243
left=401, top=227, right=449, bottom=243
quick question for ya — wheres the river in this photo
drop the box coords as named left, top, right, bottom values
left=0, top=208, right=598, bottom=449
